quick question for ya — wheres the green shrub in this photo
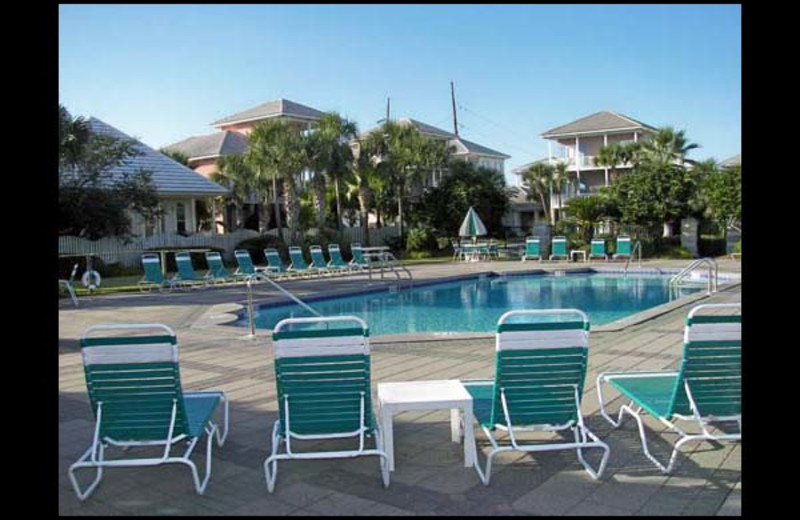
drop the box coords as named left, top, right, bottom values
left=406, top=227, right=438, bottom=254
left=659, top=245, right=694, bottom=259
left=408, top=250, right=432, bottom=259
left=733, top=240, right=741, bottom=254
left=698, top=236, right=727, bottom=257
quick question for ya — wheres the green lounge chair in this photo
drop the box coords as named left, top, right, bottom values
left=462, top=309, right=610, bottom=485
left=309, top=245, right=336, bottom=276
left=68, top=324, right=229, bottom=500
left=264, top=248, right=294, bottom=279
left=234, top=249, right=270, bottom=279
left=349, top=243, right=370, bottom=269
left=173, top=251, right=207, bottom=289
left=613, top=236, right=632, bottom=260
left=596, top=303, right=741, bottom=473
left=138, top=253, right=175, bottom=292
left=204, top=251, right=241, bottom=284
left=589, top=239, right=608, bottom=262
left=521, top=236, right=542, bottom=262
left=264, top=316, right=389, bottom=492
left=288, top=246, right=318, bottom=278
left=549, top=236, right=568, bottom=261
left=328, top=243, right=356, bottom=273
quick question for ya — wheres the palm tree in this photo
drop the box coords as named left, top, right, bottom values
left=211, top=154, right=256, bottom=231
left=594, top=142, right=628, bottom=184
left=522, top=162, right=554, bottom=225
left=563, top=195, right=609, bottom=242
left=640, top=126, right=700, bottom=166
left=551, top=161, right=573, bottom=222
left=246, top=120, right=312, bottom=240
left=309, top=112, right=358, bottom=232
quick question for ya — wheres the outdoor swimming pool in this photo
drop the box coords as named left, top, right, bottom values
left=237, top=272, right=705, bottom=335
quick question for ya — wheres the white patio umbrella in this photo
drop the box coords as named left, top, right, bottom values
left=458, top=206, right=488, bottom=241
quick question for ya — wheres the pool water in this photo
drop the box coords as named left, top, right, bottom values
left=239, top=273, right=702, bottom=335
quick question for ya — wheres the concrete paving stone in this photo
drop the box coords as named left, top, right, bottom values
left=270, top=481, right=337, bottom=508
left=304, top=491, right=387, bottom=516
left=227, top=496, right=301, bottom=516
left=565, top=500, right=635, bottom=516
left=715, top=482, right=741, bottom=516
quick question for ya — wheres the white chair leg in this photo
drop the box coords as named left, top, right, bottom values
left=264, top=422, right=282, bottom=493
left=68, top=443, right=105, bottom=501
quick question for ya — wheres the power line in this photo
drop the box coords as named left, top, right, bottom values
left=457, top=103, right=544, bottom=156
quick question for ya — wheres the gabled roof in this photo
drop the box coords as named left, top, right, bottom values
left=361, top=117, right=509, bottom=159
left=164, top=131, right=248, bottom=161
left=511, top=157, right=561, bottom=175
left=211, top=98, right=325, bottom=127
left=541, top=111, right=657, bottom=138
left=454, top=137, right=510, bottom=159
left=720, top=154, right=741, bottom=167
left=80, top=118, right=228, bottom=196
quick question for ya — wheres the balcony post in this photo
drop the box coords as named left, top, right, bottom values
left=603, top=133, right=609, bottom=186
left=575, top=136, right=581, bottom=194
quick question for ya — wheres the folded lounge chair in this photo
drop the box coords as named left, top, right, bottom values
left=60, top=262, right=80, bottom=306
left=173, top=251, right=207, bottom=289
left=138, top=253, right=175, bottom=292
left=68, top=324, right=229, bottom=500
left=264, top=316, right=389, bottom=492
left=613, top=235, right=632, bottom=261
left=589, top=239, right=608, bottom=262
left=288, top=247, right=318, bottom=278
left=549, top=236, right=568, bottom=261
left=596, top=303, right=741, bottom=473
left=462, top=309, right=610, bottom=485
left=521, top=236, right=542, bottom=262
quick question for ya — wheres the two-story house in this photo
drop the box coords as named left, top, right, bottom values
left=360, top=117, right=510, bottom=187
left=509, top=111, right=657, bottom=226
left=165, top=99, right=326, bottom=231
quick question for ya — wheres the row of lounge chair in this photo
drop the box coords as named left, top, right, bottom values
left=138, top=244, right=374, bottom=291
left=68, top=302, right=740, bottom=500
left=521, top=235, right=633, bottom=262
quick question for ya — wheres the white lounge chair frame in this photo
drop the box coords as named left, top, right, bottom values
left=68, top=324, right=229, bottom=500
left=596, top=303, right=741, bottom=473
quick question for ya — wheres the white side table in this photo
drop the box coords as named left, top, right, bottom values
left=377, top=380, right=475, bottom=472
left=570, top=249, right=587, bottom=263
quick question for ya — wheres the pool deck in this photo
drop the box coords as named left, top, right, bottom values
left=59, top=258, right=742, bottom=515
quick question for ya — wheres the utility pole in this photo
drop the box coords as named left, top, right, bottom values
left=386, top=97, right=390, bottom=123
left=450, top=81, right=459, bottom=137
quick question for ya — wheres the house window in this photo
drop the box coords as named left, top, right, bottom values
left=176, top=202, right=187, bottom=234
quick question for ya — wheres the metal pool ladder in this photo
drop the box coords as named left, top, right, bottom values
left=668, top=257, right=719, bottom=295
left=623, top=240, right=643, bottom=275
left=245, top=272, right=322, bottom=338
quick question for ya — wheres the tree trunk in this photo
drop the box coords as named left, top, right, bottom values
left=284, top=176, right=300, bottom=243
left=358, top=186, right=371, bottom=247
left=334, top=176, right=343, bottom=233
left=272, top=175, right=283, bottom=241
left=313, top=175, right=326, bottom=231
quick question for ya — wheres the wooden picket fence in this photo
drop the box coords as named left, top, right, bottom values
left=58, top=226, right=400, bottom=267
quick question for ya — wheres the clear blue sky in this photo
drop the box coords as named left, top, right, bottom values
left=59, top=4, right=741, bottom=185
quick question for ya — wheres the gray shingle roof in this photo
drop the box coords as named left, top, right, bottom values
left=164, top=131, right=248, bottom=160
left=211, top=98, right=325, bottom=127
left=454, top=137, right=510, bottom=159
left=361, top=118, right=509, bottom=159
left=511, top=157, right=560, bottom=174
left=541, top=111, right=657, bottom=137
left=83, top=118, right=228, bottom=196
left=720, top=154, right=741, bottom=167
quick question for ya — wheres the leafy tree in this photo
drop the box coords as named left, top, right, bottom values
left=609, top=162, right=696, bottom=237
left=702, top=163, right=741, bottom=231
left=639, top=126, right=699, bottom=166
left=159, top=148, right=190, bottom=166
left=417, top=161, right=509, bottom=238
left=551, top=161, right=574, bottom=221
left=59, top=104, right=160, bottom=239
